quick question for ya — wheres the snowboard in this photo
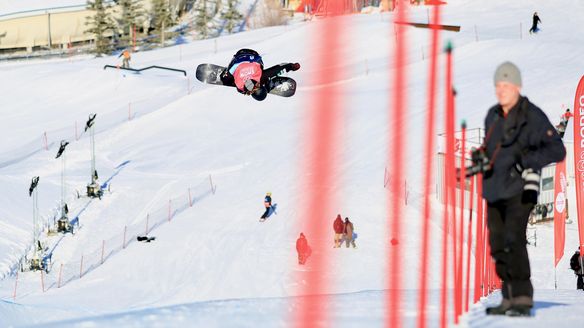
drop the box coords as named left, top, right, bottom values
left=137, top=236, right=156, bottom=242
left=259, top=203, right=278, bottom=222
left=196, top=64, right=297, bottom=97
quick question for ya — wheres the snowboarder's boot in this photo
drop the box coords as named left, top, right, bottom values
left=505, top=305, right=532, bottom=317
left=485, top=298, right=511, bottom=315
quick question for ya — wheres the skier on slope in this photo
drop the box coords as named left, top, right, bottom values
left=219, top=49, right=300, bottom=101
left=556, top=108, right=572, bottom=138
left=333, top=214, right=344, bottom=248
left=260, top=192, right=272, bottom=222
left=529, top=12, right=542, bottom=34
left=296, top=232, right=312, bottom=265
left=569, top=247, right=584, bottom=290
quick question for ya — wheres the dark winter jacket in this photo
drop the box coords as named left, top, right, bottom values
left=570, top=251, right=583, bottom=275
left=264, top=195, right=272, bottom=208
left=482, top=96, right=566, bottom=203
left=344, top=219, right=354, bottom=239
left=296, top=233, right=308, bottom=254
left=532, top=14, right=541, bottom=28
left=333, top=215, right=344, bottom=233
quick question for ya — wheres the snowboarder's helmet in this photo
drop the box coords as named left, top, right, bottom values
left=252, top=86, right=268, bottom=101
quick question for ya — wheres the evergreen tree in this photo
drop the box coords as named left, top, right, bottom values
left=86, top=0, right=117, bottom=56
left=194, top=0, right=219, bottom=39
left=151, top=0, right=174, bottom=45
left=221, top=0, right=243, bottom=34
left=117, top=0, right=145, bottom=49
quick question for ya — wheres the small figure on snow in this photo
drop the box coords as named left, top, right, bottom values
left=343, top=217, right=357, bottom=249
left=333, top=214, right=344, bottom=248
left=569, top=247, right=584, bottom=290
left=296, top=232, right=312, bottom=265
left=529, top=12, right=542, bottom=34
left=260, top=192, right=272, bottom=222
left=118, top=49, right=131, bottom=68
left=220, top=49, right=300, bottom=101
left=556, top=108, right=572, bottom=138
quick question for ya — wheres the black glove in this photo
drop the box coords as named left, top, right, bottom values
left=521, top=189, right=538, bottom=204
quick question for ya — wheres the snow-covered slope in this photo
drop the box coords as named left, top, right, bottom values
left=1, top=0, right=583, bottom=327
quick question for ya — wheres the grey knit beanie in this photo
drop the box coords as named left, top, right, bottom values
left=494, top=61, right=522, bottom=87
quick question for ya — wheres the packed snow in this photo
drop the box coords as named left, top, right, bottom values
left=1, top=0, right=584, bottom=327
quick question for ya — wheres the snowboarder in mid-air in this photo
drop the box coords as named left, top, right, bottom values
left=556, top=108, right=572, bottom=138
left=219, top=49, right=300, bottom=101
left=529, top=12, right=541, bottom=34
left=260, top=192, right=273, bottom=222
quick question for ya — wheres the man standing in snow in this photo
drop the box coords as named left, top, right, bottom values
left=296, top=233, right=311, bottom=265
left=569, top=248, right=584, bottom=290
left=529, top=12, right=541, bottom=34
left=479, top=62, right=565, bottom=316
left=260, top=192, right=272, bottom=222
left=333, top=214, right=344, bottom=248
left=343, top=217, right=357, bottom=249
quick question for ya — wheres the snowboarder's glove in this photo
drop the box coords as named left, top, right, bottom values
left=290, top=63, right=300, bottom=71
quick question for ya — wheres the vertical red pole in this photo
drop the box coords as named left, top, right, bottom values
left=41, top=270, right=45, bottom=292
left=101, top=240, right=105, bottom=264
left=440, top=44, right=454, bottom=328
left=58, top=263, right=63, bottom=288
left=387, top=1, right=408, bottom=327
left=13, top=271, right=18, bottom=301
left=293, top=2, right=346, bottom=327
left=474, top=176, right=484, bottom=302
left=455, top=122, right=466, bottom=322
left=464, top=175, right=475, bottom=312
left=80, top=255, right=84, bottom=279
left=417, top=3, right=442, bottom=327
left=483, top=208, right=490, bottom=296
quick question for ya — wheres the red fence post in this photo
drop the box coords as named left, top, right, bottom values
left=58, top=263, right=63, bottom=288
left=123, top=226, right=127, bottom=249
left=209, top=175, right=216, bottom=194
left=41, top=270, right=45, bottom=292
left=13, top=271, right=19, bottom=301
left=43, top=132, right=48, bottom=150
left=101, top=240, right=105, bottom=264
left=189, top=188, right=193, bottom=207
left=80, top=255, right=84, bottom=279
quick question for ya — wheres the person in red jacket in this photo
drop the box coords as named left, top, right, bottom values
left=333, top=214, right=344, bottom=248
left=296, top=233, right=311, bottom=265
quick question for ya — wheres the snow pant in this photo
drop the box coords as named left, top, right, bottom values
left=122, top=58, right=130, bottom=68
left=261, top=207, right=271, bottom=219
left=529, top=24, right=538, bottom=33
left=344, top=235, right=356, bottom=248
left=577, top=275, right=584, bottom=290
left=486, top=194, right=534, bottom=300
left=334, top=233, right=343, bottom=247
